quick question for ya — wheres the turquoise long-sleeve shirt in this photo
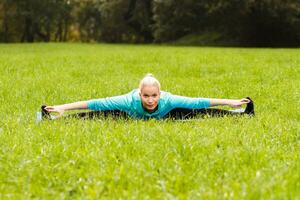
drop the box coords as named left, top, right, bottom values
left=87, top=89, right=211, bottom=119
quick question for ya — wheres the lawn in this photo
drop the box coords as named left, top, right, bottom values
left=0, top=43, right=299, bottom=199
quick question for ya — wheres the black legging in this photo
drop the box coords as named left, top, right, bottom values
left=164, top=108, right=245, bottom=119
left=66, top=108, right=245, bottom=120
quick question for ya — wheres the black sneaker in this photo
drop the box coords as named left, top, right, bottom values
left=41, top=105, right=51, bottom=119
left=244, top=97, right=255, bottom=116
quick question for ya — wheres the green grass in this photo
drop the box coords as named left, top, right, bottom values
left=0, top=43, right=299, bottom=199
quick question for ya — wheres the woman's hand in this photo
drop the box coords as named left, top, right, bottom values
left=45, top=106, right=65, bottom=117
left=228, top=98, right=250, bottom=108
left=44, top=101, right=88, bottom=117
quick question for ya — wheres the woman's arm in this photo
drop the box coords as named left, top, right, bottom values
left=45, top=101, right=88, bottom=116
left=210, top=98, right=250, bottom=108
left=169, top=94, right=250, bottom=110
left=45, top=92, right=132, bottom=116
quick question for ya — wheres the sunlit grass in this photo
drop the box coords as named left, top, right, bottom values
left=0, top=43, right=299, bottom=199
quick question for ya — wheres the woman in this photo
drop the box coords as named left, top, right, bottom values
left=40, top=74, right=254, bottom=121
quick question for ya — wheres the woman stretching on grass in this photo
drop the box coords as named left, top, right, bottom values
left=40, top=74, right=254, bottom=121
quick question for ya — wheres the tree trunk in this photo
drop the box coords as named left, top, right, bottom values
left=63, top=17, right=69, bottom=41
left=45, top=19, right=51, bottom=42
left=55, top=20, right=63, bottom=41
left=125, top=0, right=137, bottom=20
left=2, top=1, right=9, bottom=42
left=21, top=16, right=34, bottom=42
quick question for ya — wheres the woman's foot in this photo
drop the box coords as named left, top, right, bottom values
left=244, top=97, right=255, bottom=116
left=41, top=105, right=54, bottom=120
left=36, top=105, right=50, bottom=123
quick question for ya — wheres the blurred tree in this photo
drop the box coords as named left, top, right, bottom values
left=124, top=0, right=154, bottom=42
left=240, top=0, right=300, bottom=46
left=202, top=0, right=300, bottom=46
left=0, top=0, right=19, bottom=42
left=77, top=0, right=102, bottom=42
left=0, top=0, right=299, bottom=46
left=98, top=0, right=128, bottom=42
left=0, top=0, right=9, bottom=42
left=54, top=0, right=73, bottom=42
left=100, top=0, right=154, bottom=43
left=0, top=0, right=73, bottom=42
left=152, top=0, right=208, bottom=43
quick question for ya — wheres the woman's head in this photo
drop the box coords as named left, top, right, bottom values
left=139, top=74, right=161, bottom=112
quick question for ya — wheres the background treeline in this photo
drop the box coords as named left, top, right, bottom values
left=0, top=0, right=299, bottom=46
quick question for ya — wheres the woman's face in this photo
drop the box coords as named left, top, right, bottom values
left=140, top=85, right=160, bottom=112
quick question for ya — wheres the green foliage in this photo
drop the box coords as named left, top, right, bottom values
left=77, top=1, right=102, bottom=42
left=0, top=44, right=299, bottom=198
left=0, top=0, right=299, bottom=46
left=173, top=32, right=225, bottom=46
left=99, top=0, right=153, bottom=43
left=207, top=0, right=300, bottom=46
left=0, top=0, right=73, bottom=42
left=152, top=0, right=300, bottom=46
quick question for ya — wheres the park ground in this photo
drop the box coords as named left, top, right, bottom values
left=0, top=43, right=299, bottom=199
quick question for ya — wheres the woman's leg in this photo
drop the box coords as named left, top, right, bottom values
left=165, top=108, right=246, bottom=120
left=65, top=110, right=129, bottom=120
left=40, top=106, right=129, bottom=120
left=164, top=108, right=232, bottom=119
left=165, top=98, right=254, bottom=120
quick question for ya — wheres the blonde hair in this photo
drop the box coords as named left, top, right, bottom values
left=139, top=73, right=161, bottom=91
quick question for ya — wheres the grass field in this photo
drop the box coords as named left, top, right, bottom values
left=0, top=43, right=299, bottom=199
